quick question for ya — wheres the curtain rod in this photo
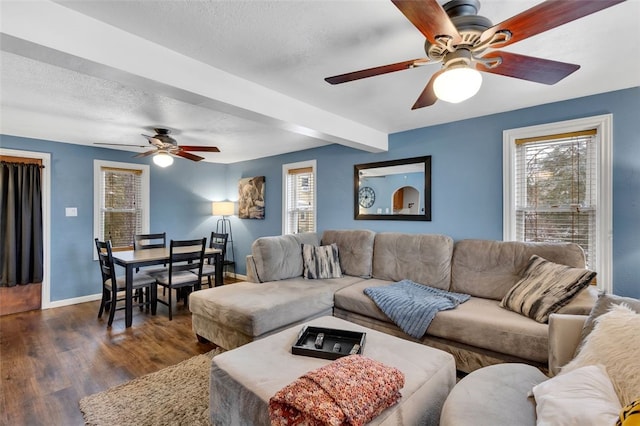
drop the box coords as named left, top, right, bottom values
left=0, top=160, right=45, bottom=169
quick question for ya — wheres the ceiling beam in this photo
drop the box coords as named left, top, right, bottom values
left=0, top=0, right=388, bottom=153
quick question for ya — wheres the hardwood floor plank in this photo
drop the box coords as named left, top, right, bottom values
left=0, top=287, right=222, bottom=426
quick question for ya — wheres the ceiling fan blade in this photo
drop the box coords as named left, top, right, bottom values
left=133, top=150, right=158, bottom=158
left=481, top=0, right=626, bottom=48
left=94, top=142, right=148, bottom=148
left=477, top=51, right=580, bottom=85
left=175, top=150, right=205, bottom=162
left=325, top=58, right=429, bottom=84
left=141, top=134, right=164, bottom=147
left=178, top=145, right=221, bottom=153
left=411, top=69, right=444, bottom=110
left=391, top=0, right=461, bottom=45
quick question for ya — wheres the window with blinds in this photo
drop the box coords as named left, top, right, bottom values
left=94, top=160, right=149, bottom=252
left=283, top=161, right=316, bottom=235
left=515, top=130, right=597, bottom=268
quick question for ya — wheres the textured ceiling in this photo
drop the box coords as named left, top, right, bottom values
left=1, top=0, right=639, bottom=164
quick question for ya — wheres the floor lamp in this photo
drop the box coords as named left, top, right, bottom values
left=212, top=201, right=235, bottom=276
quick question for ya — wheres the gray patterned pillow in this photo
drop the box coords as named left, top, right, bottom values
left=302, top=243, right=342, bottom=279
left=500, top=255, right=596, bottom=323
left=578, top=293, right=640, bottom=348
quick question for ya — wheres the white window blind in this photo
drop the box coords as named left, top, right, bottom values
left=284, top=165, right=315, bottom=234
left=515, top=129, right=597, bottom=268
left=99, top=166, right=143, bottom=250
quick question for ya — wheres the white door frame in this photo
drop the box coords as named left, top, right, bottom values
left=0, top=148, right=52, bottom=308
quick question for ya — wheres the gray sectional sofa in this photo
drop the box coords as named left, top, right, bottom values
left=189, top=229, right=597, bottom=373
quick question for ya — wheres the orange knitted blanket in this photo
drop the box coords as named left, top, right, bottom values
left=269, top=355, right=404, bottom=426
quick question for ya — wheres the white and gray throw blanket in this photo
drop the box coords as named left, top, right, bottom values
left=364, top=279, right=470, bottom=338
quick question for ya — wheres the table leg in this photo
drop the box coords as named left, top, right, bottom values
left=125, top=265, right=133, bottom=327
left=215, top=253, right=223, bottom=287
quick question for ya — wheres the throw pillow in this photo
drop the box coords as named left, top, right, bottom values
left=532, top=364, right=621, bottom=426
left=500, top=255, right=596, bottom=323
left=562, top=303, right=640, bottom=407
left=579, top=293, right=640, bottom=349
left=302, top=243, right=342, bottom=279
left=617, top=398, right=640, bottom=426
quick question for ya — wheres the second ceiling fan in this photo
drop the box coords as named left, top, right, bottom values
left=96, top=127, right=220, bottom=167
left=136, top=128, right=220, bottom=163
left=325, top=0, right=626, bottom=109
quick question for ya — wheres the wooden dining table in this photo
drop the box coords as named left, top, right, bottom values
left=112, top=246, right=223, bottom=327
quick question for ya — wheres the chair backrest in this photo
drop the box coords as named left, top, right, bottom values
left=168, top=238, right=207, bottom=278
left=134, top=232, right=166, bottom=250
left=209, top=232, right=228, bottom=261
left=94, top=238, right=116, bottom=285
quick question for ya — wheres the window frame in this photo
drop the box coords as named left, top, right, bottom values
left=93, top=160, right=150, bottom=257
left=503, top=114, right=613, bottom=293
left=282, top=159, right=317, bottom=235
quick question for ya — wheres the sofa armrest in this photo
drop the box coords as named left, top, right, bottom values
left=548, top=313, right=587, bottom=376
left=245, top=255, right=261, bottom=283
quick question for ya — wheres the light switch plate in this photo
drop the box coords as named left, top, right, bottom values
left=65, top=207, right=77, bottom=217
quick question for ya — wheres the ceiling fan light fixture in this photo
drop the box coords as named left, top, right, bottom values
left=433, top=65, right=482, bottom=104
left=153, top=151, right=174, bottom=167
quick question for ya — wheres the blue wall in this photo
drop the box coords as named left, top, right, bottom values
left=228, top=87, right=640, bottom=298
left=0, top=136, right=227, bottom=301
left=2, top=86, right=638, bottom=301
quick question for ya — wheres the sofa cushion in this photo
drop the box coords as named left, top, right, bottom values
left=252, top=233, right=319, bottom=282
left=372, top=233, right=453, bottom=290
left=428, top=298, right=550, bottom=363
left=450, top=239, right=587, bottom=300
left=500, top=255, right=596, bottom=323
left=190, top=276, right=362, bottom=337
left=334, top=281, right=549, bottom=363
left=321, top=230, right=375, bottom=278
left=302, top=243, right=342, bottom=279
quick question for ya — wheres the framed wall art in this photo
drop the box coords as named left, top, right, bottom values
left=238, top=176, right=265, bottom=219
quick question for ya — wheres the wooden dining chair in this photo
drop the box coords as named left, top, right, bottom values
left=134, top=232, right=166, bottom=250
left=199, top=232, right=228, bottom=288
left=134, top=232, right=168, bottom=281
left=94, top=238, right=157, bottom=327
left=154, top=238, right=206, bottom=320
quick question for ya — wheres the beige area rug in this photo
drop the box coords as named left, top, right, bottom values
left=79, top=348, right=224, bottom=426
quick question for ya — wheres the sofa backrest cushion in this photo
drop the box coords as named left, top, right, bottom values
left=251, top=232, right=320, bottom=282
left=371, top=233, right=454, bottom=290
left=321, top=229, right=375, bottom=278
left=451, top=239, right=586, bottom=300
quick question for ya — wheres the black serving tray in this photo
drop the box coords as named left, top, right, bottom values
left=292, top=326, right=366, bottom=360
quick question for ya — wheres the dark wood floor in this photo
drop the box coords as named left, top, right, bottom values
left=0, top=283, right=230, bottom=426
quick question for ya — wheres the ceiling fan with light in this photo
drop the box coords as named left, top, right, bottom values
left=325, top=0, right=626, bottom=109
left=95, top=128, right=220, bottom=167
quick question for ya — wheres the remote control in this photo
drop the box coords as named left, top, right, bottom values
left=314, top=333, right=324, bottom=349
left=349, top=344, right=360, bottom=355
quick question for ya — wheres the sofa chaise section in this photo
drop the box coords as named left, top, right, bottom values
left=190, top=230, right=375, bottom=349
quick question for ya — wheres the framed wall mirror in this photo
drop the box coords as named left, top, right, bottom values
left=354, top=156, right=431, bottom=221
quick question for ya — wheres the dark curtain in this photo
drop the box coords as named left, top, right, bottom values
left=0, top=162, right=43, bottom=287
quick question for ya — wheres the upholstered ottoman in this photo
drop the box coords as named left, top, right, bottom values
left=440, top=363, right=548, bottom=426
left=210, top=316, right=456, bottom=426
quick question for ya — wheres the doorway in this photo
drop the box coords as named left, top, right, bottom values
left=0, top=149, right=51, bottom=315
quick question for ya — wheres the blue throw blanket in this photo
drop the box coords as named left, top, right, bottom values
left=364, top=280, right=470, bottom=338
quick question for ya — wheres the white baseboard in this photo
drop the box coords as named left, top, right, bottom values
left=44, top=293, right=102, bottom=309
left=44, top=272, right=247, bottom=310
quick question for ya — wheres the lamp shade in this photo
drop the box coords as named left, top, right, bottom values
left=433, top=66, right=482, bottom=103
left=153, top=152, right=174, bottom=167
left=212, top=201, right=234, bottom=216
